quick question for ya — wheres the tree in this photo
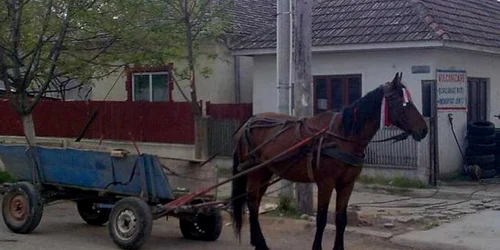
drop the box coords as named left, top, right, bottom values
left=0, top=0, right=179, bottom=144
left=162, top=0, right=232, bottom=159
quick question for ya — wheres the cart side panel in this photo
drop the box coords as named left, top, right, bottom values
left=0, top=145, right=174, bottom=201
left=0, top=145, right=34, bottom=180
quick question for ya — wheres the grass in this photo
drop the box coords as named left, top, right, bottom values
left=217, top=167, right=232, bottom=178
left=357, top=175, right=429, bottom=189
left=265, top=195, right=301, bottom=219
left=0, top=170, right=13, bottom=184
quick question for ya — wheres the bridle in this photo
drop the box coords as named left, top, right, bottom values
left=324, top=84, right=412, bottom=145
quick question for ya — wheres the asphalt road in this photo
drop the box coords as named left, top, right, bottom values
left=0, top=202, right=412, bottom=250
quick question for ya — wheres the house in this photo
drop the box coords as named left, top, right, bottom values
left=229, top=0, right=500, bottom=180
left=88, top=0, right=277, bottom=105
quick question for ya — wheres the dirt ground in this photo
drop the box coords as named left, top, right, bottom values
left=0, top=201, right=414, bottom=250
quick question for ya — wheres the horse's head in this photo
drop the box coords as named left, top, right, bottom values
left=383, top=72, right=428, bottom=141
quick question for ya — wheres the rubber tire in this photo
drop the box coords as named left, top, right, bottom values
left=467, top=143, right=496, bottom=155
left=108, top=197, right=152, bottom=250
left=467, top=121, right=495, bottom=136
left=179, top=208, right=223, bottom=241
left=466, top=134, right=495, bottom=144
left=77, top=200, right=111, bottom=226
left=480, top=169, right=497, bottom=179
left=480, top=163, right=495, bottom=170
left=1, top=182, right=44, bottom=234
left=495, top=128, right=500, bottom=139
left=465, top=154, right=495, bottom=165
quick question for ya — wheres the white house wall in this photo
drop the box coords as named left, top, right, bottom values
left=252, top=47, right=500, bottom=179
left=89, top=43, right=254, bottom=104
left=252, top=48, right=441, bottom=114
left=90, top=68, right=128, bottom=101
left=434, top=49, right=500, bottom=177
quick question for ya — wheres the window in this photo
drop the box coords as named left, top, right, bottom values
left=132, top=72, right=171, bottom=102
left=313, top=74, right=362, bottom=114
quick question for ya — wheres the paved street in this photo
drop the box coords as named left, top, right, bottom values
left=0, top=201, right=411, bottom=250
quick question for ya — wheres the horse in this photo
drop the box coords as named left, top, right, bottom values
left=229, top=72, right=428, bottom=250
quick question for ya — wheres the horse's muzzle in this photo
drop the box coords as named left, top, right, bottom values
left=412, top=127, right=428, bottom=141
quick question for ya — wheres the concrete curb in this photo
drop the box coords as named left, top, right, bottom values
left=354, top=183, right=500, bottom=201
left=390, top=233, right=475, bottom=250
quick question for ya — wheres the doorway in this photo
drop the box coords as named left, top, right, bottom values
left=467, top=78, right=489, bottom=122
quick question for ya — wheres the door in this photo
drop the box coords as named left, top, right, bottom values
left=467, top=78, right=488, bottom=122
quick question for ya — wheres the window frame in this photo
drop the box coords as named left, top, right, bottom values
left=313, top=74, right=362, bottom=114
left=131, top=71, right=171, bottom=102
left=126, top=64, right=173, bottom=102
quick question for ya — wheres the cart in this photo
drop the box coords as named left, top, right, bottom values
left=0, top=142, right=223, bottom=250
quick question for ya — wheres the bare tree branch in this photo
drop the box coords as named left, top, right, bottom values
left=171, top=74, right=191, bottom=103
left=23, top=0, right=54, bottom=90
left=0, top=44, right=12, bottom=97
left=7, top=0, right=23, bottom=87
left=27, top=2, right=73, bottom=113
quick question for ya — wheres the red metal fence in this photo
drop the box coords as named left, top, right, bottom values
left=206, top=101, right=252, bottom=122
left=0, top=100, right=195, bottom=144
left=0, top=101, right=253, bottom=145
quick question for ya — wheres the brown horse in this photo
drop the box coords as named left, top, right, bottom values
left=230, top=72, right=428, bottom=250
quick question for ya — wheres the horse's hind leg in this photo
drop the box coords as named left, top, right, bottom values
left=332, top=181, right=356, bottom=250
left=312, top=179, right=335, bottom=250
left=247, top=168, right=274, bottom=250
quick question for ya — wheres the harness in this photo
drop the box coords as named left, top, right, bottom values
left=237, top=111, right=409, bottom=182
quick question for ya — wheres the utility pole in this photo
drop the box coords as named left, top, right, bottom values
left=293, top=0, right=314, bottom=215
left=276, top=0, right=294, bottom=199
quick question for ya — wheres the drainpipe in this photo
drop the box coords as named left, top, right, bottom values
left=233, top=55, right=241, bottom=103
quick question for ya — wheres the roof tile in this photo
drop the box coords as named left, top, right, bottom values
left=230, top=0, right=500, bottom=50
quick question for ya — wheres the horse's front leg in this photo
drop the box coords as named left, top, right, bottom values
left=333, top=181, right=356, bottom=250
left=312, top=179, right=335, bottom=250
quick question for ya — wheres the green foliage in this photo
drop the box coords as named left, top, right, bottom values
left=0, top=171, right=13, bottom=184
left=276, top=195, right=299, bottom=217
left=0, top=0, right=232, bottom=113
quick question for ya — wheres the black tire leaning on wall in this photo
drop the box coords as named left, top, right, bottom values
left=466, top=143, right=496, bottom=155
left=480, top=169, right=497, bottom=179
left=495, top=128, right=500, bottom=154
left=467, top=121, right=495, bottom=136
left=465, top=154, right=495, bottom=165
left=466, top=134, right=495, bottom=144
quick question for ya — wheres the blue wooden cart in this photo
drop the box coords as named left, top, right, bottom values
left=0, top=143, right=223, bottom=250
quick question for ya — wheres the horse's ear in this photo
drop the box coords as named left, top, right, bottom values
left=398, top=72, right=403, bottom=84
left=390, top=72, right=400, bottom=89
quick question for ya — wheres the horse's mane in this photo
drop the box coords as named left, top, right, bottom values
left=340, top=85, right=385, bottom=136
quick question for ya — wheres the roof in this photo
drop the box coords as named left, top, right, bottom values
left=226, top=0, right=276, bottom=38
left=230, top=0, right=500, bottom=51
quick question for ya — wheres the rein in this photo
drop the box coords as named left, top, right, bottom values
left=326, top=130, right=410, bottom=144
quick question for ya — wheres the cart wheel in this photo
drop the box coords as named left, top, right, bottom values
left=77, top=200, right=111, bottom=226
left=108, top=197, right=152, bottom=250
left=1, top=182, right=44, bottom=234
left=179, top=208, right=222, bottom=241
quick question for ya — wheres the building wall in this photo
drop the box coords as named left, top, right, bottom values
left=89, top=42, right=253, bottom=104
left=252, top=47, right=500, bottom=180
left=252, top=48, right=441, bottom=114
left=90, top=68, right=128, bottom=101
left=434, top=49, right=500, bottom=177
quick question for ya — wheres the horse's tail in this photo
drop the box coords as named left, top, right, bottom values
left=230, top=143, right=247, bottom=242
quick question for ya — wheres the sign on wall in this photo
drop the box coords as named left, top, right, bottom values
left=436, top=69, right=467, bottom=112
